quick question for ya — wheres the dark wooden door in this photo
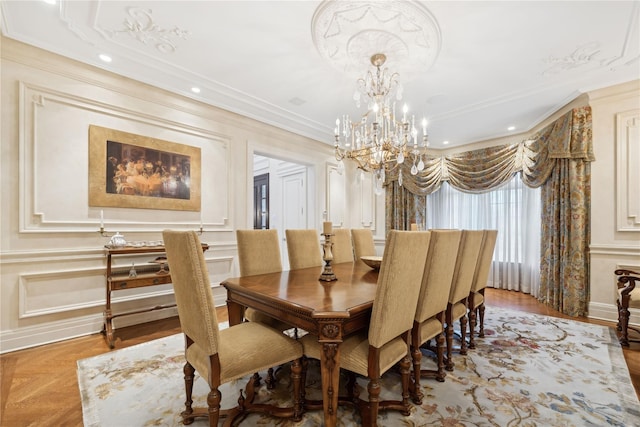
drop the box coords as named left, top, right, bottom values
left=253, top=173, right=269, bottom=229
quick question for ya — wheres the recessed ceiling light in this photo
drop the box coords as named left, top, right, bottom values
left=443, top=140, right=450, bottom=145
left=191, top=87, right=201, bottom=93
left=507, top=126, right=516, bottom=131
left=98, top=54, right=112, bottom=63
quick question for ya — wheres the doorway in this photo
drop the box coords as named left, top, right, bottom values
left=253, top=154, right=310, bottom=269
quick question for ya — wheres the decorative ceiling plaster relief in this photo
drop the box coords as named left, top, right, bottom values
left=311, top=0, right=441, bottom=81
left=543, top=42, right=602, bottom=76
left=107, top=7, right=190, bottom=53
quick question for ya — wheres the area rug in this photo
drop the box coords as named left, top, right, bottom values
left=77, top=309, right=640, bottom=426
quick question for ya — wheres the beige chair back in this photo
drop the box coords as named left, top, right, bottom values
left=351, top=228, right=376, bottom=258
left=331, top=228, right=354, bottom=263
left=236, top=229, right=282, bottom=276
left=163, top=230, right=220, bottom=355
left=470, top=230, right=498, bottom=293
left=448, top=230, right=484, bottom=304
left=285, top=229, right=322, bottom=269
left=415, top=230, right=462, bottom=323
left=369, top=230, right=431, bottom=349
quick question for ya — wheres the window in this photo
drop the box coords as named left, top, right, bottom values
left=426, top=175, right=541, bottom=295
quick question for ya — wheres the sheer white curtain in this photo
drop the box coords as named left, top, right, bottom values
left=425, top=175, right=541, bottom=296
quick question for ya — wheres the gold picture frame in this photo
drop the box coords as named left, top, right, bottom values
left=88, top=125, right=201, bottom=211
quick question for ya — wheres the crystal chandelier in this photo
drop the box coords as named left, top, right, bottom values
left=334, top=53, right=429, bottom=192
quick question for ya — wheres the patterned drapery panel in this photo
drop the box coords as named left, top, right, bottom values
left=540, top=159, right=591, bottom=316
left=385, top=184, right=427, bottom=231
left=385, top=106, right=593, bottom=316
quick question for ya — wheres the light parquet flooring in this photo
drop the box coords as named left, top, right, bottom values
left=1, top=288, right=639, bottom=427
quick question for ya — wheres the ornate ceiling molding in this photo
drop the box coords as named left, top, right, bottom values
left=106, top=7, right=190, bottom=54
left=311, top=0, right=441, bottom=81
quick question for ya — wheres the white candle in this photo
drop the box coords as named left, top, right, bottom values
left=100, top=210, right=104, bottom=228
left=323, top=221, right=332, bottom=235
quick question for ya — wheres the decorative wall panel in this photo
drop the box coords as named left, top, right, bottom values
left=18, top=256, right=232, bottom=319
left=359, top=171, right=375, bottom=229
left=19, top=82, right=231, bottom=233
left=327, top=164, right=345, bottom=227
left=616, top=109, right=640, bottom=232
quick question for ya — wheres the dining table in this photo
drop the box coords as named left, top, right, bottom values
left=221, top=260, right=379, bottom=427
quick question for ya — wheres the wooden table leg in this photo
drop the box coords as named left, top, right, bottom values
left=318, top=320, right=343, bottom=427
left=226, top=299, right=244, bottom=326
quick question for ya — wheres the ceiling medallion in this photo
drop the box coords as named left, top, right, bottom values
left=311, top=0, right=441, bottom=81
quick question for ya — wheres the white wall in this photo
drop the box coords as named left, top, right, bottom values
left=0, top=38, right=334, bottom=353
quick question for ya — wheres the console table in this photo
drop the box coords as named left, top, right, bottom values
left=102, top=243, right=209, bottom=348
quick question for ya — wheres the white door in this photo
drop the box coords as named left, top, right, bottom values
left=281, top=171, right=307, bottom=269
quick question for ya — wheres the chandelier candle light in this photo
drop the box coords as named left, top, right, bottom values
left=334, top=53, right=429, bottom=194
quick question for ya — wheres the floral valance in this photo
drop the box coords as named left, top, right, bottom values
left=385, top=106, right=593, bottom=195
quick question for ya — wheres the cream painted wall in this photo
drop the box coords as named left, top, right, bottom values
left=588, top=81, right=640, bottom=324
left=0, top=38, right=334, bottom=353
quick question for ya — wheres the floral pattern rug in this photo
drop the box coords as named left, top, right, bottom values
left=77, top=308, right=640, bottom=426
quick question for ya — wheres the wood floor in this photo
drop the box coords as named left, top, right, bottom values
left=1, top=288, right=639, bottom=427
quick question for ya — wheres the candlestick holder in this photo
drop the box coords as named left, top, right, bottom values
left=99, top=226, right=114, bottom=238
left=319, top=232, right=337, bottom=282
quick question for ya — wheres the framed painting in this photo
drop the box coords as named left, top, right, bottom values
left=88, top=125, right=201, bottom=211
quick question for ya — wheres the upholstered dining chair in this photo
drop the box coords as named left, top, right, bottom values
left=236, top=229, right=292, bottom=330
left=409, top=229, right=462, bottom=404
left=467, top=229, right=498, bottom=348
left=616, top=268, right=640, bottom=346
left=301, top=230, right=432, bottom=426
left=285, top=229, right=322, bottom=269
left=331, top=228, right=354, bottom=264
left=444, top=229, right=484, bottom=371
left=351, top=228, right=376, bottom=259
left=163, top=230, right=304, bottom=426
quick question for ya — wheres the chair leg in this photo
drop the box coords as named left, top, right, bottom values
left=251, top=372, right=261, bottom=387
left=399, top=355, right=412, bottom=416
left=468, top=305, right=477, bottom=349
left=445, top=308, right=455, bottom=371
left=459, top=314, right=468, bottom=356
left=182, top=361, right=195, bottom=424
left=435, top=331, right=446, bottom=382
left=300, top=356, right=308, bottom=406
left=265, top=367, right=275, bottom=389
left=410, top=343, right=423, bottom=404
left=206, top=387, right=221, bottom=427
left=619, top=301, right=630, bottom=347
left=617, top=300, right=623, bottom=331
left=478, top=303, right=486, bottom=338
left=367, top=377, right=381, bottom=427
left=290, top=358, right=303, bottom=421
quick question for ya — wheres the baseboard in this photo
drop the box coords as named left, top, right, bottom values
left=1, top=287, right=228, bottom=354
left=588, top=301, right=640, bottom=326
left=0, top=314, right=104, bottom=354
